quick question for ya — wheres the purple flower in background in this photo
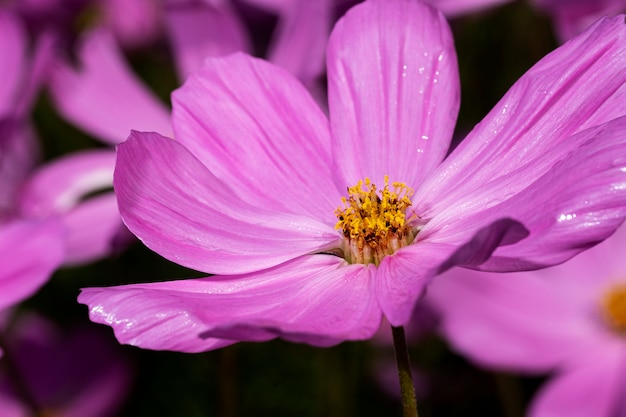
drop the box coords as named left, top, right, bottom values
left=49, top=0, right=334, bottom=146
left=80, top=0, right=626, bottom=352
left=0, top=9, right=129, bottom=268
left=0, top=313, right=132, bottom=417
left=427, top=223, right=626, bottom=417
left=0, top=11, right=64, bottom=310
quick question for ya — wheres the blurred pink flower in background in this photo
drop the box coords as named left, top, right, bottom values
left=3, top=8, right=133, bottom=267
left=0, top=313, right=132, bottom=417
left=0, top=8, right=132, bottom=312
left=48, top=0, right=335, bottom=146
left=79, top=0, right=626, bottom=352
left=427, top=223, right=626, bottom=417
left=0, top=10, right=64, bottom=309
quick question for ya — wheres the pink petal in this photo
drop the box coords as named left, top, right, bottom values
left=427, top=267, right=594, bottom=372
left=326, top=0, right=459, bottom=188
left=533, top=0, right=626, bottom=43
left=79, top=255, right=381, bottom=352
left=165, top=0, right=251, bottom=80
left=0, top=219, right=64, bottom=310
left=19, top=150, right=121, bottom=265
left=0, top=391, right=24, bottom=417
left=61, top=193, right=124, bottom=266
left=48, top=29, right=172, bottom=145
left=378, top=217, right=527, bottom=326
left=3, top=313, right=132, bottom=417
left=528, top=350, right=626, bottom=417
left=0, top=121, right=39, bottom=214
left=419, top=15, right=626, bottom=212
left=19, top=150, right=115, bottom=216
left=101, top=0, right=162, bottom=49
left=478, top=117, right=626, bottom=271
left=115, top=131, right=338, bottom=275
left=171, top=52, right=341, bottom=222
left=266, top=0, right=331, bottom=87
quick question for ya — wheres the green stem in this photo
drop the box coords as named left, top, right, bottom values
left=218, top=347, right=237, bottom=417
left=391, top=325, right=418, bottom=417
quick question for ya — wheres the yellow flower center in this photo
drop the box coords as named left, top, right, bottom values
left=602, top=284, right=626, bottom=334
left=334, top=176, right=418, bottom=265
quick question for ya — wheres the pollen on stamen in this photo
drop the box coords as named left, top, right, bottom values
left=602, top=284, right=626, bottom=334
left=334, top=176, right=419, bottom=265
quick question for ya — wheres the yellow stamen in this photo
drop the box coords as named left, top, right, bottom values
left=602, top=284, right=626, bottom=333
left=334, top=176, right=418, bottom=265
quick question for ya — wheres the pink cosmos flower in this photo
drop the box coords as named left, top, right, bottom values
left=427, top=223, right=626, bottom=417
left=79, top=0, right=626, bottom=352
left=0, top=313, right=132, bottom=417
left=0, top=9, right=123, bottom=287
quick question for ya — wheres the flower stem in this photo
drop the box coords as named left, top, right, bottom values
left=391, top=325, right=418, bottom=417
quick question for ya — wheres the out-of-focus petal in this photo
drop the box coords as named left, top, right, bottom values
left=528, top=351, right=626, bottom=417
left=0, top=219, right=64, bottom=310
left=0, top=9, right=53, bottom=118
left=0, top=120, right=39, bottom=215
left=115, top=131, right=338, bottom=275
left=165, top=0, right=250, bottom=81
left=477, top=117, right=626, bottom=271
left=0, top=11, right=26, bottom=117
left=48, top=29, right=172, bottom=145
left=61, top=193, right=123, bottom=266
left=0, top=390, right=24, bottom=417
left=79, top=255, right=381, bottom=352
left=378, top=217, right=527, bottom=326
left=427, top=267, right=594, bottom=371
left=418, top=15, right=626, bottom=213
left=266, top=0, right=331, bottom=87
left=327, top=0, right=459, bottom=188
left=18, top=150, right=120, bottom=265
left=3, top=313, right=132, bottom=417
left=101, top=0, right=162, bottom=49
left=172, top=53, right=341, bottom=221
left=533, top=0, right=626, bottom=43
left=19, top=150, right=115, bottom=216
